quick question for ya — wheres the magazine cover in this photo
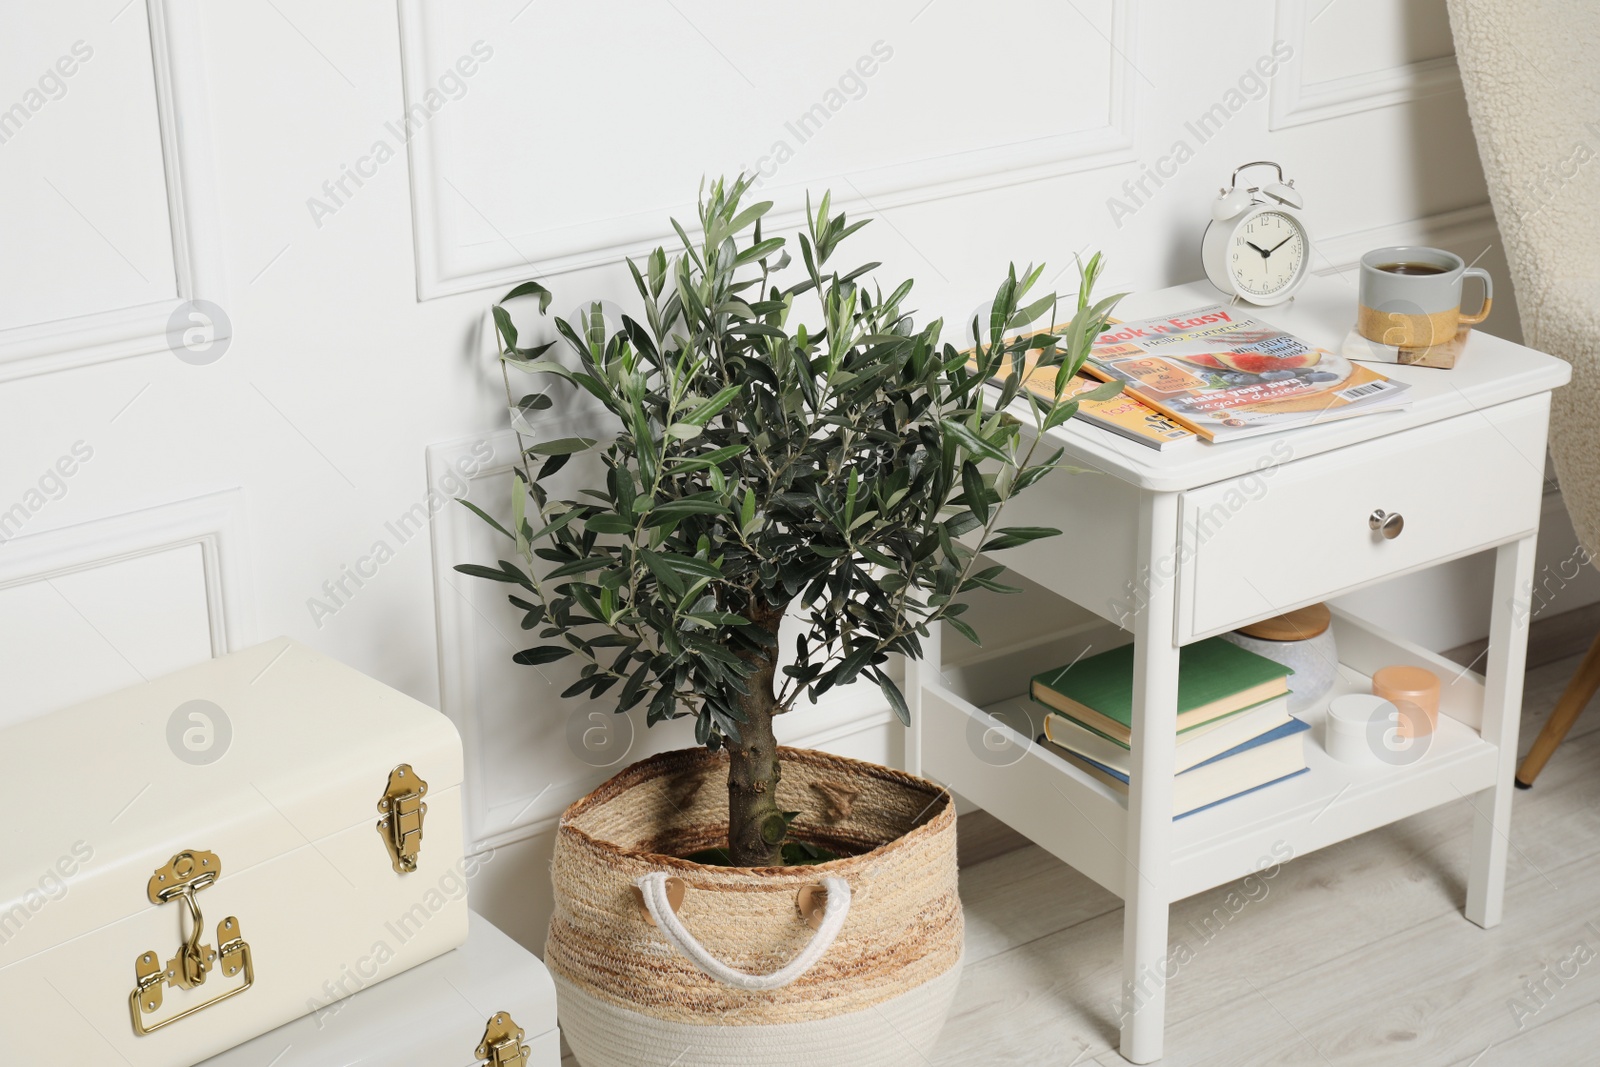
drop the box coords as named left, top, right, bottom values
left=972, top=339, right=1196, bottom=450
left=1057, top=373, right=1195, bottom=449
left=1085, top=304, right=1411, bottom=442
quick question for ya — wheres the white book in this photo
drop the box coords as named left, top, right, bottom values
left=1046, top=717, right=1312, bottom=818
left=1042, top=695, right=1292, bottom=776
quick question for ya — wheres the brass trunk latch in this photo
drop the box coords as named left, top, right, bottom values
left=376, top=763, right=428, bottom=873
left=477, top=1012, right=530, bottom=1067
left=129, top=849, right=254, bottom=1035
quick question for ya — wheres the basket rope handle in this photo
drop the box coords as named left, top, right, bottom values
left=635, top=871, right=852, bottom=992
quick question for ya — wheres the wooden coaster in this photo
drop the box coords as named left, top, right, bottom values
left=1237, top=603, right=1331, bottom=642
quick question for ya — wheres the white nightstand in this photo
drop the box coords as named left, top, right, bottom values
left=905, top=273, right=1571, bottom=1064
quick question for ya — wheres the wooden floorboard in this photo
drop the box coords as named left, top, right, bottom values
left=1451, top=1002, right=1600, bottom=1066
left=1444, top=599, right=1600, bottom=674
left=956, top=807, right=1038, bottom=869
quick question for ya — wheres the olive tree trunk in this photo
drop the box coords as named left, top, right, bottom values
left=726, top=600, right=788, bottom=867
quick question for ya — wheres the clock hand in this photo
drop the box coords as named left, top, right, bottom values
left=1246, top=242, right=1270, bottom=258
left=1267, top=235, right=1295, bottom=254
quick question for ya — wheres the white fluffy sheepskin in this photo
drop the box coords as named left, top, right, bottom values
left=1448, top=0, right=1600, bottom=560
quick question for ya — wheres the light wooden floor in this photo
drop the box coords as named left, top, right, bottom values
left=935, top=647, right=1600, bottom=1066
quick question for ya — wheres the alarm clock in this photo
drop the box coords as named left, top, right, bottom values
left=1201, top=161, right=1310, bottom=306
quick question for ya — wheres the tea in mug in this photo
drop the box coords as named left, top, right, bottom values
left=1376, top=262, right=1449, bottom=276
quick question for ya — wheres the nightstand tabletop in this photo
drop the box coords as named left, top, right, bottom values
left=1027, top=273, right=1572, bottom=492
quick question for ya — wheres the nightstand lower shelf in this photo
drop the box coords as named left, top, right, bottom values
left=923, top=615, right=1498, bottom=902
left=912, top=594, right=1526, bottom=1065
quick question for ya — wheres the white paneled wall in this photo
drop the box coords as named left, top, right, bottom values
left=397, top=0, right=1136, bottom=295
left=0, top=488, right=253, bottom=725
left=0, top=545, right=211, bottom=723
left=2, top=0, right=1590, bottom=950
left=0, top=13, right=174, bottom=332
left=1271, top=0, right=1461, bottom=127
left=0, top=0, right=225, bottom=379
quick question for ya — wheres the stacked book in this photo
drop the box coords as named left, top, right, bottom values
left=1033, top=637, right=1309, bottom=817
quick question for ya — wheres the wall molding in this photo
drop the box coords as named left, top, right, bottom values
left=429, top=425, right=557, bottom=855
left=1313, top=201, right=1498, bottom=277
left=0, top=0, right=227, bottom=382
left=1269, top=0, right=1460, bottom=130
left=399, top=0, right=1142, bottom=299
left=0, top=488, right=255, bottom=656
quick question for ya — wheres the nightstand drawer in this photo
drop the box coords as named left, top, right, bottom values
left=1177, top=394, right=1550, bottom=641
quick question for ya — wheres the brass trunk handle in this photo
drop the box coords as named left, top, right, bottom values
left=129, top=850, right=254, bottom=1035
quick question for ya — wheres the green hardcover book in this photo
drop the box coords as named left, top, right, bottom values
left=1030, top=637, right=1292, bottom=745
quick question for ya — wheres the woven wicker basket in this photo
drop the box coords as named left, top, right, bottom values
left=546, top=746, right=963, bottom=1067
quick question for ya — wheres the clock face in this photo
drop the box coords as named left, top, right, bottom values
left=1228, top=210, right=1306, bottom=299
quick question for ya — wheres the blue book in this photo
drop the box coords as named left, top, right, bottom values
left=1041, top=717, right=1311, bottom=818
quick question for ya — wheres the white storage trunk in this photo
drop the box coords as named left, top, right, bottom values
left=199, top=911, right=560, bottom=1067
left=0, top=638, right=468, bottom=1066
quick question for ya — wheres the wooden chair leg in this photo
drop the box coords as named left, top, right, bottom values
left=1516, top=627, right=1600, bottom=787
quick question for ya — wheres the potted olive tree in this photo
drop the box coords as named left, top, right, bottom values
left=457, top=176, right=1118, bottom=1066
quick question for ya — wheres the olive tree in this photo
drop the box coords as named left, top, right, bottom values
left=457, top=176, right=1120, bottom=866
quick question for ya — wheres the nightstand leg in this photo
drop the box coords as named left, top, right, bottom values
left=905, top=618, right=941, bottom=777
left=1467, top=533, right=1537, bottom=928
left=1120, top=492, right=1181, bottom=1064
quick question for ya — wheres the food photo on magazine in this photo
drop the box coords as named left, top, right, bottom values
left=1085, top=304, right=1412, bottom=442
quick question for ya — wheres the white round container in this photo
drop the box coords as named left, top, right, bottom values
left=1325, top=693, right=1395, bottom=765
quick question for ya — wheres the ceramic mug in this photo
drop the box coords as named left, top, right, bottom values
left=1357, top=246, right=1493, bottom=349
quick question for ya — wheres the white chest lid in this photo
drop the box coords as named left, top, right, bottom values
left=197, top=911, right=558, bottom=1067
left=0, top=638, right=463, bottom=963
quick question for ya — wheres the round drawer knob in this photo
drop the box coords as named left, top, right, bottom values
left=1369, top=509, right=1404, bottom=540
